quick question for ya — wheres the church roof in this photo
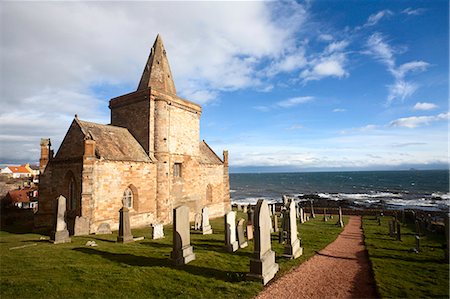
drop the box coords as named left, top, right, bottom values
left=76, top=119, right=153, bottom=162
left=199, top=141, right=223, bottom=165
left=137, top=34, right=177, bottom=95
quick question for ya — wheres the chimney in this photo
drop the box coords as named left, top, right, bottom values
left=223, top=150, right=229, bottom=167
left=39, top=138, right=52, bottom=174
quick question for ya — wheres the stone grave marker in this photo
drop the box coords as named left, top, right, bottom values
left=224, top=211, right=239, bottom=252
left=117, top=204, right=134, bottom=243
left=237, top=218, right=248, bottom=248
left=151, top=223, right=164, bottom=239
left=299, top=207, right=305, bottom=224
left=388, top=221, right=394, bottom=237
left=337, top=207, right=344, bottom=228
left=194, top=213, right=202, bottom=230
left=201, top=207, right=213, bottom=235
left=237, top=204, right=242, bottom=211
left=310, top=200, right=316, bottom=218
left=96, top=223, right=112, bottom=234
left=247, top=223, right=254, bottom=240
left=243, top=205, right=248, bottom=213
left=273, top=214, right=279, bottom=233
left=51, top=195, right=71, bottom=244
left=171, top=205, right=196, bottom=265
left=247, top=208, right=254, bottom=225
left=283, top=200, right=303, bottom=259
left=323, top=208, right=328, bottom=222
left=74, top=216, right=90, bottom=236
left=396, top=221, right=401, bottom=241
left=415, top=235, right=420, bottom=253
left=247, top=199, right=279, bottom=285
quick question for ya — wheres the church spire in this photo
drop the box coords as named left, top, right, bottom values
left=137, top=34, right=177, bottom=95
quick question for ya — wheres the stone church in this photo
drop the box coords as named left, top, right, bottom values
left=35, top=35, right=231, bottom=234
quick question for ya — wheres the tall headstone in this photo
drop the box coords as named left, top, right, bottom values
left=247, top=208, right=254, bottom=225
left=237, top=204, right=242, bottom=211
left=194, top=213, right=202, bottom=230
left=247, top=199, right=279, bottom=285
left=117, top=204, right=133, bottom=243
left=283, top=201, right=303, bottom=259
left=282, top=195, right=288, bottom=206
left=247, top=223, right=254, bottom=240
left=237, top=218, right=248, bottom=248
left=323, top=208, right=328, bottom=222
left=299, top=207, right=305, bottom=224
left=201, top=207, right=213, bottom=235
left=271, top=204, right=276, bottom=215
left=224, top=212, right=239, bottom=252
left=337, top=207, right=344, bottom=228
left=51, top=195, right=71, bottom=244
left=171, top=205, right=196, bottom=265
left=310, top=200, right=316, bottom=219
left=243, top=205, right=248, bottom=213
left=152, top=223, right=164, bottom=239
left=414, top=235, right=420, bottom=253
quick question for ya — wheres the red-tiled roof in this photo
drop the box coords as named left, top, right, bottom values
left=6, top=166, right=31, bottom=174
left=7, top=189, right=35, bottom=203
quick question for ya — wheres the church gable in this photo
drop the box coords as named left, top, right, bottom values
left=54, top=119, right=85, bottom=160
left=198, top=141, right=223, bottom=165
left=76, top=119, right=153, bottom=162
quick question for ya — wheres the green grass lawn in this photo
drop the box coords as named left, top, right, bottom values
left=1, top=212, right=347, bottom=299
left=363, top=216, right=449, bottom=298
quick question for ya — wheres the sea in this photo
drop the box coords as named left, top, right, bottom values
left=229, top=170, right=450, bottom=212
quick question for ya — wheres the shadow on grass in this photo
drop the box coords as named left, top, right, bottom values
left=140, top=241, right=172, bottom=249
left=315, top=251, right=358, bottom=261
left=73, top=247, right=237, bottom=282
left=370, top=253, right=443, bottom=263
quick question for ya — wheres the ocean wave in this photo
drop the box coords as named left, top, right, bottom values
left=431, top=192, right=450, bottom=200
left=231, top=197, right=279, bottom=205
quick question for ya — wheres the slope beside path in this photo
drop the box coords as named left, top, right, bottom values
left=257, top=216, right=378, bottom=299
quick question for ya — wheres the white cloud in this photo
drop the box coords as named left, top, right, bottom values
left=325, top=40, right=349, bottom=53
left=402, top=8, right=426, bottom=16
left=366, top=33, right=429, bottom=105
left=318, top=34, right=334, bottom=42
left=365, top=10, right=393, bottom=27
left=300, top=53, right=348, bottom=82
left=277, top=96, right=313, bottom=108
left=333, top=108, right=346, bottom=113
left=413, top=102, right=438, bottom=111
left=389, top=112, right=449, bottom=128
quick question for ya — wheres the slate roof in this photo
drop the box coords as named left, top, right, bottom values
left=199, top=141, right=223, bottom=165
left=76, top=119, right=153, bottom=163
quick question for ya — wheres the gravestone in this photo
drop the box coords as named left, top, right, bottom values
left=151, top=223, right=164, bottom=239
left=171, top=205, right=196, bottom=265
left=237, top=204, right=242, bottom=211
left=296, top=203, right=300, bottom=218
left=415, top=235, right=420, bottom=253
left=237, top=218, right=248, bottom=248
left=415, top=220, right=421, bottom=236
left=243, top=205, right=248, bottom=213
left=299, top=207, right=305, bottom=224
left=201, top=207, right=213, bottom=235
left=224, top=212, right=238, bottom=252
left=74, top=216, right=90, bottom=236
left=396, top=221, right=401, bottom=241
left=392, top=218, right=397, bottom=234
left=247, top=199, right=279, bottom=285
left=388, top=221, right=394, bottom=237
left=117, top=205, right=133, bottom=243
left=96, top=223, right=112, bottom=234
left=303, top=209, right=307, bottom=222
left=248, top=208, right=254, bottom=225
left=282, top=195, right=288, bottom=206
left=310, top=200, right=316, bottom=218
left=51, top=195, right=71, bottom=244
left=273, top=214, right=279, bottom=233
left=323, top=208, right=328, bottom=222
left=194, top=213, right=202, bottom=230
left=247, top=223, right=254, bottom=240
left=271, top=204, right=276, bottom=215
left=337, top=207, right=344, bottom=228
left=283, top=201, right=303, bottom=259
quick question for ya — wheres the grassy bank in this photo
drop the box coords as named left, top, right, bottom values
left=363, top=216, right=449, bottom=298
left=1, top=212, right=346, bottom=299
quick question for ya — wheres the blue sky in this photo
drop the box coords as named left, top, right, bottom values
left=0, top=1, right=448, bottom=172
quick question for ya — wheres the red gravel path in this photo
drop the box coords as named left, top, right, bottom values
left=257, top=216, right=378, bottom=299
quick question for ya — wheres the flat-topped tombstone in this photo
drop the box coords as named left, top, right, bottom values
left=246, top=223, right=254, bottom=240
left=283, top=200, right=303, bottom=259
left=117, top=205, right=133, bottom=243
left=51, top=195, right=71, bottom=244
left=247, top=199, right=279, bottom=285
left=74, top=216, right=90, bottom=236
left=224, top=211, right=238, bottom=252
left=201, top=207, right=213, bottom=235
left=151, top=223, right=164, bottom=239
left=237, top=218, right=248, bottom=248
left=171, top=205, right=196, bottom=265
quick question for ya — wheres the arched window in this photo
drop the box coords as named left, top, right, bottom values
left=122, top=187, right=133, bottom=209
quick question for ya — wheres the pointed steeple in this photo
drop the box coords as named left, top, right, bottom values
left=137, top=34, right=177, bottom=95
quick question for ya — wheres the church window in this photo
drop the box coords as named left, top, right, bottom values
left=123, top=188, right=133, bottom=209
left=174, top=163, right=182, bottom=177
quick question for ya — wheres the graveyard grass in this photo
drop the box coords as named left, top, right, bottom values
left=363, top=216, right=449, bottom=298
left=1, top=212, right=347, bottom=299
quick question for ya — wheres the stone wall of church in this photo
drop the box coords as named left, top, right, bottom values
left=199, top=163, right=231, bottom=218
left=89, top=160, right=158, bottom=233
